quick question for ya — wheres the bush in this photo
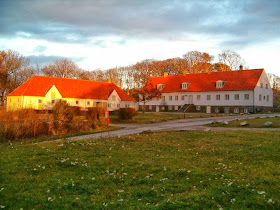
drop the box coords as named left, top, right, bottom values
left=52, top=100, right=74, bottom=134
left=115, top=108, right=137, bottom=121
left=0, top=108, right=51, bottom=142
left=70, top=106, right=82, bottom=116
left=86, top=107, right=105, bottom=128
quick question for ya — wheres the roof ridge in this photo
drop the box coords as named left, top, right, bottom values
left=33, top=75, right=112, bottom=84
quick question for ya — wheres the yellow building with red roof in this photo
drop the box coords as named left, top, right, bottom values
left=7, top=76, right=135, bottom=111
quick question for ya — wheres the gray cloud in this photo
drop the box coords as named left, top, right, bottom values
left=0, top=0, right=279, bottom=48
left=27, top=55, right=85, bottom=66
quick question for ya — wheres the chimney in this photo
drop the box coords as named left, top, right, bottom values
left=183, top=70, right=187, bottom=76
left=239, top=65, right=243, bottom=71
left=107, top=78, right=112, bottom=83
left=164, top=72, right=168, bottom=77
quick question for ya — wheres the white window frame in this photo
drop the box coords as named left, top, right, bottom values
left=207, top=95, right=211, bottom=100
left=234, top=107, right=239, bottom=113
left=216, top=80, right=226, bottom=88
left=225, top=94, right=229, bottom=100
left=234, top=94, right=239, bottom=100
left=197, top=95, right=201, bottom=101
left=182, top=82, right=191, bottom=90
left=157, top=84, right=165, bottom=90
left=244, top=94, right=249, bottom=100
left=196, top=105, right=201, bottom=111
left=224, top=107, right=229, bottom=113
left=216, top=95, right=220, bottom=100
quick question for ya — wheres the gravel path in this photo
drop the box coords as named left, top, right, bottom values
left=66, top=113, right=280, bottom=141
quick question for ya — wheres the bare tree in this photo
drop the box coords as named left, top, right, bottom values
left=0, top=50, right=35, bottom=106
left=218, top=50, right=245, bottom=70
left=183, top=51, right=213, bottom=74
left=41, top=59, right=80, bottom=78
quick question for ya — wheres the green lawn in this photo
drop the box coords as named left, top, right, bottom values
left=1, top=130, right=280, bottom=209
left=208, top=116, right=280, bottom=128
left=110, top=112, right=231, bottom=124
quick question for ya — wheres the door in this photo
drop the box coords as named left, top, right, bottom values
left=206, top=106, right=211, bottom=113
left=189, top=95, right=193, bottom=104
left=156, top=106, right=159, bottom=112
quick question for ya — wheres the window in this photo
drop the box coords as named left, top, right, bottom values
left=266, top=84, right=268, bottom=89
left=207, top=95, right=211, bottom=100
left=162, top=96, right=165, bottom=101
left=260, top=83, right=263, bottom=88
left=216, top=95, right=220, bottom=100
left=108, top=103, right=111, bottom=108
left=182, top=82, right=191, bottom=90
left=234, top=94, right=239, bottom=100
left=149, top=105, right=152, bottom=110
left=234, top=108, right=239, bottom=113
left=225, top=94, right=229, bottom=100
left=175, top=95, right=179, bottom=101
left=168, top=106, right=172, bottom=110
left=244, top=94, right=249, bottom=100
left=52, top=100, right=55, bottom=104
left=38, top=99, right=42, bottom=103
left=196, top=106, right=201, bottom=111
left=87, top=101, right=90, bottom=105
left=224, top=107, right=229, bottom=113
left=197, top=95, right=201, bottom=101
left=215, top=108, right=220, bottom=113
left=216, top=80, right=226, bottom=88
left=244, top=108, right=248, bottom=113
left=267, top=95, right=269, bottom=102
left=117, top=104, right=120, bottom=108
left=263, top=95, right=266, bottom=101
left=157, top=84, right=165, bottom=90
left=181, top=95, right=185, bottom=100
left=112, top=95, right=116, bottom=101
left=259, top=94, right=262, bottom=101
left=51, top=92, right=55, bottom=99
left=76, top=101, right=79, bottom=105
left=169, top=96, right=172, bottom=101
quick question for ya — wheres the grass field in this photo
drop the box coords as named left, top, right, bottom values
left=1, top=130, right=280, bottom=209
left=208, top=116, right=280, bottom=128
left=110, top=112, right=231, bottom=124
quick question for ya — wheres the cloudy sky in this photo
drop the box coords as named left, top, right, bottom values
left=1, top=0, right=279, bottom=75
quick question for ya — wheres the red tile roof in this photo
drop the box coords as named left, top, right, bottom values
left=8, top=76, right=135, bottom=101
left=144, top=69, right=264, bottom=92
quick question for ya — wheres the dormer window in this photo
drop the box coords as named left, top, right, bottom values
left=157, top=84, right=165, bottom=90
left=216, top=80, right=226, bottom=88
left=182, top=82, right=190, bottom=90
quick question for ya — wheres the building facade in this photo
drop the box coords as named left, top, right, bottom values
left=7, top=76, right=135, bottom=111
left=139, top=69, right=273, bottom=113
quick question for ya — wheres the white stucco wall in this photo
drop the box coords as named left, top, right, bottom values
left=253, top=70, right=273, bottom=107
left=141, top=90, right=255, bottom=107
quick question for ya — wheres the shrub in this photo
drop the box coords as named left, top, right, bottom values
left=86, top=107, right=105, bottom=128
left=0, top=108, right=50, bottom=142
left=116, top=108, right=137, bottom=121
left=70, top=106, right=82, bottom=116
left=52, top=100, right=74, bottom=134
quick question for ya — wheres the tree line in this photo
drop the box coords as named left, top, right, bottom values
left=1, top=49, right=279, bottom=106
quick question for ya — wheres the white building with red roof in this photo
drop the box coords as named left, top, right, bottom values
left=139, top=68, right=273, bottom=113
left=7, top=76, right=135, bottom=111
